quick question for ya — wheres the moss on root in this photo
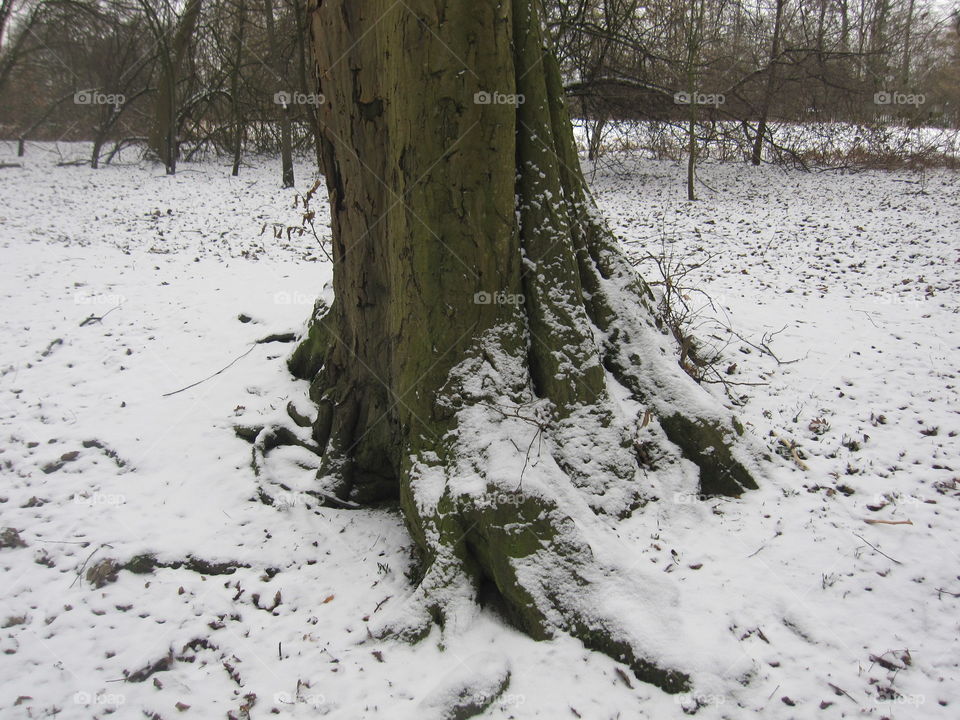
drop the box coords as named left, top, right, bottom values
left=659, top=413, right=758, bottom=497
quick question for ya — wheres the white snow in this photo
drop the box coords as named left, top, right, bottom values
left=1, top=140, right=958, bottom=719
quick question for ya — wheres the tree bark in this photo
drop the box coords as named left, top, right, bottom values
left=287, top=0, right=761, bottom=694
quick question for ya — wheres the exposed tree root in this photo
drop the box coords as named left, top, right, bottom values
left=284, top=308, right=760, bottom=693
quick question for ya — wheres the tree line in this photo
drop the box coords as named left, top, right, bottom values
left=0, top=0, right=957, bottom=182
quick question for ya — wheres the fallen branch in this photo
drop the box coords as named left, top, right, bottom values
left=772, top=433, right=809, bottom=470
left=827, top=682, right=858, bottom=702
left=853, top=533, right=902, bottom=565
left=80, top=303, right=123, bottom=327
left=162, top=343, right=259, bottom=397
left=864, top=518, right=913, bottom=526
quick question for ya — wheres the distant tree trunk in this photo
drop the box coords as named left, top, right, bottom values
left=148, top=0, right=203, bottom=174
left=292, top=0, right=324, bottom=171
left=585, top=114, right=606, bottom=162
left=230, top=0, right=247, bottom=177
left=751, top=0, right=786, bottom=165
left=684, top=0, right=705, bottom=199
left=816, top=0, right=827, bottom=62
left=90, top=135, right=106, bottom=170
left=840, top=0, right=850, bottom=53
left=0, top=0, right=12, bottom=48
left=0, top=0, right=41, bottom=98
left=288, top=0, right=760, bottom=696
left=263, top=0, right=294, bottom=187
left=900, top=0, right=915, bottom=86
left=868, top=0, right=891, bottom=88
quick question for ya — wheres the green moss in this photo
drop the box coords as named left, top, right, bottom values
left=286, top=401, right=313, bottom=428
left=287, top=301, right=333, bottom=380
left=660, top=413, right=759, bottom=496
left=570, top=619, right=691, bottom=694
left=124, top=554, right=159, bottom=574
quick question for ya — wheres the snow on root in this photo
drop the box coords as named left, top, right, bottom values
left=413, top=651, right=511, bottom=720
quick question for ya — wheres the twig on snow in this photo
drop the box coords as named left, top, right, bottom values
left=162, top=343, right=259, bottom=397
left=70, top=542, right=113, bottom=588
left=80, top=303, right=123, bottom=327
left=853, top=533, right=902, bottom=565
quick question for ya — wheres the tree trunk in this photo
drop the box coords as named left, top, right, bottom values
left=230, top=0, right=247, bottom=177
left=292, top=0, right=324, bottom=172
left=287, top=0, right=760, bottom=694
left=684, top=0, right=705, bottom=200
left=840, top=0, right=850, bottom=54
left=147, top=0, right=203, bottom=174
left=263, top=0, right=295, bottom=188
left=900, top=0, right=915, bottom=87
left=868, top=0, right=890, bottom=89
left=751, top=0, right=786, bottom=165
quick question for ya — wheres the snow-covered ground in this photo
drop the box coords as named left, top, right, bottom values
left=1, top=141, right=958, bottom=719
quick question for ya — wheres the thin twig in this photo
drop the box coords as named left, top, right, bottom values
left=70, top=543, right=113, bottom=588
left=80, top=303, right=123, bottom=327
left=162, top=343, right=258, bottom=397
left=853, top=533, right=902, bottom=565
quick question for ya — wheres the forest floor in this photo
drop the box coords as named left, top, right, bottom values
left=1, top=142, right=958, bottom=719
